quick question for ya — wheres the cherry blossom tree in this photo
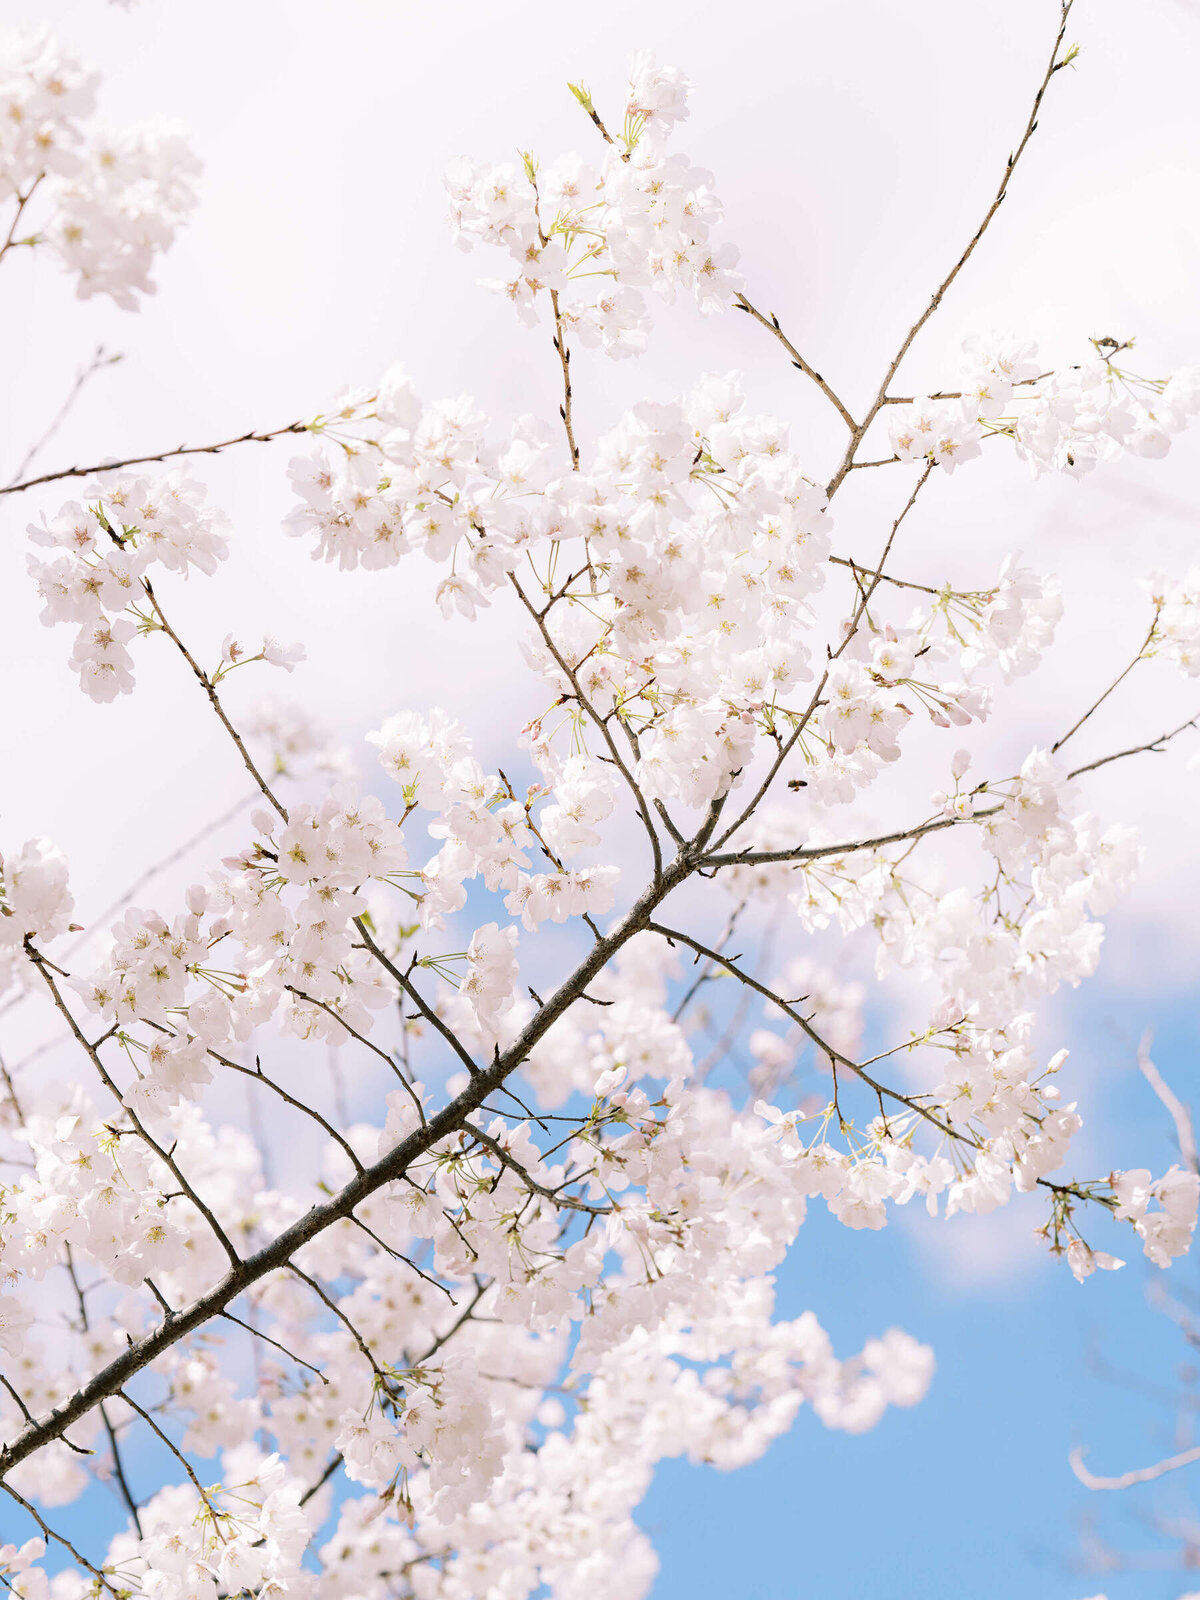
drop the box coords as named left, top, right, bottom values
left=3, top=5, right=1200, bottom=1597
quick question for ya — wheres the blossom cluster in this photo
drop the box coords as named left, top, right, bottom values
left=286, top=366, right=1066, bottom=818
left=26, top=471, right=230, bottom=700
left=0, top=25, right=198, bottom=305
left=0, top=837, right=75, bottom=995
left=73, top=788, right=407, bottom=1061
left=114, top=1449, right=311, bottom=1600
left=1, top=856, right=944, bottom=1595
left=25, top=470, right=308, bottom=702
left=889, top=334, right=1200, bottom=478
left=1145, top=565, right=1200, bottom=677
left=445, top=53, right=740, bottom=355
left=722, top=741, right=1193, bottom=1262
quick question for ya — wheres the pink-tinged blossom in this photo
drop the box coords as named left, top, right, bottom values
left=0, top=27, right=197, bottom=306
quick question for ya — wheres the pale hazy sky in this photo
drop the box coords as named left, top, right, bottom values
left=4, top=0, right=1199, bottom=991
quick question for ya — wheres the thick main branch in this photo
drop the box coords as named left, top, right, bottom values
left=0, top=851, right=693, bottom=1480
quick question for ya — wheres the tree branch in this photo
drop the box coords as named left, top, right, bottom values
left=732, top=294, right=858, bottom=432
left=1, top=421, right=309, bottom=499
left=823, top=1, right=1077, bottom=500
left=0, top=851, right=694, bottom=1479
left=1071, top=1441, right=1200, bottom=1492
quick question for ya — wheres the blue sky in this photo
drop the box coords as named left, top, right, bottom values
left=643, top=982, right=1200, bottom=1600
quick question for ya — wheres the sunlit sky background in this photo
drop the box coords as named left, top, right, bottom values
left=4, top=0, right=1200, bottom=1594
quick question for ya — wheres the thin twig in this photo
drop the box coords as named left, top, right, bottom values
left=647, top=920, right=961, bottom=1142
left=284, top=983, right=424, bottom=1112
left=7, top=346, right=122, bottom=487
left=291, top=1280, right=491, bottom=1511
left=144, top=1021, right=366, bottom=1178
left=141, top=578, right=289, bottom=824
left=706, top=712, right=1200, bottom=870
left=1051, top=615, right=1159, bottom=754
left=508, top=571, right=667, bottom=880
left=117, top=1390, right=221, bottom=1515
left=0, top=177, right=43, bottom=265
left=63, top=1245, right=145, bottom=1534
left=1137, top=1031, right=1198, bottom=1174
left=352, top=917, right=475, bottom=1092
left=24, top=942, right=243, bottom=1270
left=879, top=372, right=1053, bottom=405
left=733, top=294, right=858, bottom=432
left=549, top=291, right=580, bottom=468
left=219, top=1308, right=330, bottom=1383
left=465, top=1120, right=612, bottom=1215
left=64, top=789, right=258, bottom=960
left=287, top=1264, right=389, bottom=1380
left=708, top=462, right=934, bottom=855
left=1071, top=1441, right=1200, bottom=1492
left=1, top=421, right=309, bottom=499
left=344, top=1214, right=455, bottom=1299
left=824, top=1, right=1076, bottom=501
left=828, top=553, right=945, bottom=597
left=0, top=1481, right=119, bottom=1595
